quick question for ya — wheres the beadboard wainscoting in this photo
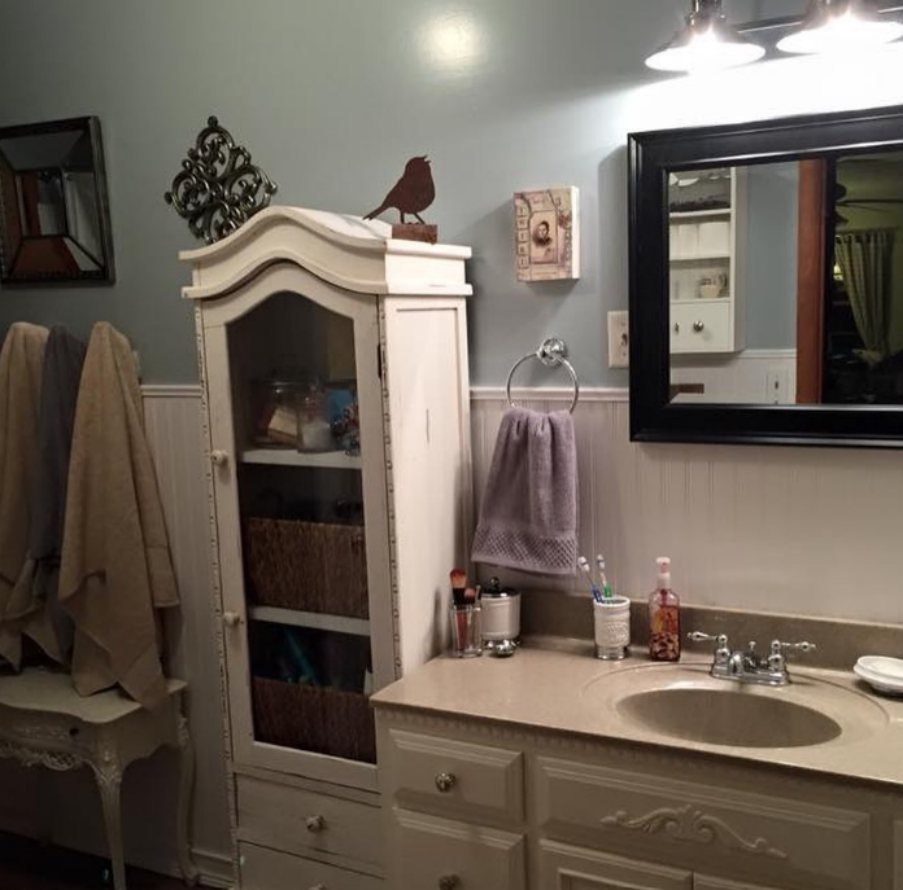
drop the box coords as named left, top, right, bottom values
left=472, top=387, right=903, bottom=626
left=671, top=348, right=798, bottom=405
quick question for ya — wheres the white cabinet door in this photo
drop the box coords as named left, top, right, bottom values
left=695, top=878, right=790, bottom=890
left=200, top=264, right=392, bottom=790
left=539, top=840, right=692, bottom=890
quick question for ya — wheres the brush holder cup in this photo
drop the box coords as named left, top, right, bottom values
left=593, top=596, right=631, bottom=660
left=449, top=604, right=483, bottom=658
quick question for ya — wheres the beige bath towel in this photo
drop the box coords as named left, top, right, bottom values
left=0, top=322, right=50, bottom=667
left=59, top=322, right=179, bottom=709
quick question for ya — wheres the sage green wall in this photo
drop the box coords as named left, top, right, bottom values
left=2, top=0, right=901, bottom=384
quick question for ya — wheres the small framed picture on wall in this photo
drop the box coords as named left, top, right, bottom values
left=514, top=186, right=579, bottom=282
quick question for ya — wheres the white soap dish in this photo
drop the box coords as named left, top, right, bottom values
left=853, top=656, right=903, bottom=695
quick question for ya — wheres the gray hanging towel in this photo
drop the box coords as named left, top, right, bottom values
left=471, top=407, right=577, bottom=576
left=0, top=322, right=49, bottom=669
left=26, top=326, right=86, bottom=662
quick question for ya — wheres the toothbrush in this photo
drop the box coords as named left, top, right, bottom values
left=578, top=556, right=604, bottom=603
left=596, top=554, right=614, bottom=600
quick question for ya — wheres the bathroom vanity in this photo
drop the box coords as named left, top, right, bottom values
left=373, top=647, right=903, bottom=890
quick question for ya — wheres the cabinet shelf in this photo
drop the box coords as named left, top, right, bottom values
left=249, top=605, right=371, bottom=638
left=669, top=253, right=731, bottom=263
left=671, top=296, right=731, bottom=305
left=669, top=207, right=731, bottom=219
left=242, top=448, right=362, bottom=470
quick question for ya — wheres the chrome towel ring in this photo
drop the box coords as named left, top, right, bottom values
left=505, top=337, right=580, bottom=414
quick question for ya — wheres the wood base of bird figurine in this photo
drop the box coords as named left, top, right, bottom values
left=392, top=223, right=438, bottom=244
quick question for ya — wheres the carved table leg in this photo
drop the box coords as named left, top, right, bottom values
left=176, top=714, right=199, bottom=886
left=94, top=760, right=127, bottom=890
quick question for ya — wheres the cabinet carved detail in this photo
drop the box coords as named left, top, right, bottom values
left=601, top=804, right=788, bottom=861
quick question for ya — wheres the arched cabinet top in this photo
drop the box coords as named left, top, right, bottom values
left=179, top=206, right=473, bottom=300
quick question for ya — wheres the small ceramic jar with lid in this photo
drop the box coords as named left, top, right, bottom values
left=481, top=577, right=521, bottom=657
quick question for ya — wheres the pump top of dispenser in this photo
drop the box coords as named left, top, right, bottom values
left=656, top=557, right=672, bottom=589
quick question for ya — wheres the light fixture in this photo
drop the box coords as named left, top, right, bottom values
left=645, top=0, right=766, bottom=73
left=777, top=0, right=903, bottom=54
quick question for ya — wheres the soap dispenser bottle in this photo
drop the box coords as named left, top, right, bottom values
left=648, top=557, right=681, bottom=662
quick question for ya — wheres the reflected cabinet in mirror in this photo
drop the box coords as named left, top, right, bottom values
left=0, top=117, right=115, bottom=284
left=629, top=105, right=903, bottom=448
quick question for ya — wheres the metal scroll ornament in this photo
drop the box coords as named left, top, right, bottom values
left=164, top=116, right=277, bottom=244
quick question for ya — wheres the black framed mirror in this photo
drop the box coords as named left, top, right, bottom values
left=629, top=105, right=903, bottom=449
left=0, top=116, right=115, bottom=284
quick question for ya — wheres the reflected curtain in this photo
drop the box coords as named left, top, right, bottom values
left=835, top=229, right=893, bottom=364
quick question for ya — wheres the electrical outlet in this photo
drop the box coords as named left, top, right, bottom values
left=765, top=368, right=790, bottom=404
left=607, top=311, right=629, bottom=368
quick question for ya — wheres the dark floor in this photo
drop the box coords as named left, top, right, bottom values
left=0, top=833, right=187, bottom=890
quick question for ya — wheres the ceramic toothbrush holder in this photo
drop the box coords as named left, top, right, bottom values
left=593, top=596, right=631, bottom=660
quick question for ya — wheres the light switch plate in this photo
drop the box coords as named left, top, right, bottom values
left=607, top=311, right=629, bottom=368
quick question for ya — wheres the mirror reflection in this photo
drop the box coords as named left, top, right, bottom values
left=0, top=118, right=114, bottom=284
left=668, top=152, right=903, bottom=406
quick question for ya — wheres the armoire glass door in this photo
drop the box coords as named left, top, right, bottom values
left=226, top=290, right=376, bottom=766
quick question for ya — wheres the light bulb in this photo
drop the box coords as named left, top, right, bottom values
left=647, top=22, right=766, bottom=73
left=778, top=1, right=903, bottom=55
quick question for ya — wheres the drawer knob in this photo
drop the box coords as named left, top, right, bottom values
left=693, top=321, right=705, bottom=333
left=222, top=611, right=242, bottom=628
left=438, top=876, right=460, bottom=890
left=674, top=322, right=680, bottom=333
left=305, top=814, right=326, bottom=834
left=435, top=772, right=457, bottom=793
left=210, top=449, right=229, bottom=466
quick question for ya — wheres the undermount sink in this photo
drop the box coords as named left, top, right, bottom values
left=617, top=687, right=841, bottom=748
left=581, top=662, right=889, bottom=751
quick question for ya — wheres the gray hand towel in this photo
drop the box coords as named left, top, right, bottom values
left=471, top=407, right=577, bottom=576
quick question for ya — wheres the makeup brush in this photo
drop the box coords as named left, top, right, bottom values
left=450, top=568, right=467, bottom=607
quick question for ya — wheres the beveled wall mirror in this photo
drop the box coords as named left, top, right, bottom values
left=0, top=116, right=115, bottom=284
left=629, top=104, right=903, bottom=448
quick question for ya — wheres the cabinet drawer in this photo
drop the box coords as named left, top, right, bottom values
left=239, top=842, right=382, bottom=890
left=383, top=729, right=524, bottom=823
left=391, top=809, right=525, bottom=890
left=670, top=301, right=732, bottom=353
left=539, top=839, right=692, bottom=889
left=535, top=756, right=870, bottom=890
left=237, top=776, right=383, bottom=869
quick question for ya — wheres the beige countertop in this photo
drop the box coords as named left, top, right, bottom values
left=371, top=641, right=903, bottom=789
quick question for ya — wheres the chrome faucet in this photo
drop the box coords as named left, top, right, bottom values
left=687, top=632, right=816, bottom=687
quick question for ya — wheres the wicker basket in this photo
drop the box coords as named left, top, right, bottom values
left=245, top=517, right=369, bottom=618
left=252, top=677, right=376, bottom=764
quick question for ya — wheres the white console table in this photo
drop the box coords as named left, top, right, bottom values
left=0, top=669, right=197, bottom=890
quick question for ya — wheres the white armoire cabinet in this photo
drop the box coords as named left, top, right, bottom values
left=180, top=207, right=473, bottom=887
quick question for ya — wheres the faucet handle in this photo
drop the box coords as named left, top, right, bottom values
left=687, top=632, right=730, bottom=665
left=768, top=640, right=816, bottom=675
left=771, top=640, right=817, bottom=655
left=687, top=631, right=728, bottom=646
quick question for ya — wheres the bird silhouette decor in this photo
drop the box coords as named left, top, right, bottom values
left=364, top=156, right=438, bottom=243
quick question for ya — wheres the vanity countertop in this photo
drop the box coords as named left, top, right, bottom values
left=371, top=641, right=903, bottom=789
